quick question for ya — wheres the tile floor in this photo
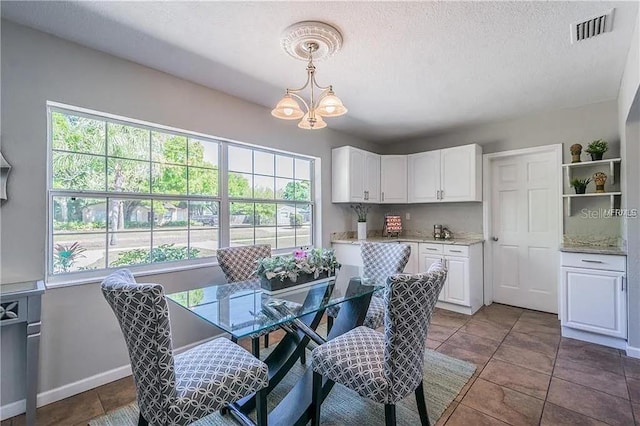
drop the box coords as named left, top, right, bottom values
left=2, top=303, right=639, bottom=426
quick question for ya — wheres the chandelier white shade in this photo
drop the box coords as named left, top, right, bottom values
left=271, top=21, right=347, bottom=130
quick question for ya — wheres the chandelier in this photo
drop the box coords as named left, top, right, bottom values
left=271, top=21, right=347, bottom=130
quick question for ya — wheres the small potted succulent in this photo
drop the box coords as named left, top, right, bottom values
left=585, top=139, right=608, bottom=161
left=570, top=177, right=591, bottom=194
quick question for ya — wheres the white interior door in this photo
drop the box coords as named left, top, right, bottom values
left=490, top=151, right=560, bottom=313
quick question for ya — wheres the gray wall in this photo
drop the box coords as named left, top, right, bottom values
left=378, top=100, right=622, bottom=239
left=619, top=13, right=640, bottom=351
left=0, top=20, right=382, bottom=406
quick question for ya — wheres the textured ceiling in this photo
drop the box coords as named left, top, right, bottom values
left=2, top=1, right=638, bottom=143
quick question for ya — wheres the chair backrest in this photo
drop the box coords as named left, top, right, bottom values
left=361, top=242, right=411, bottom=283
left=383, top=262, right=448, bottom=402
left=101, top=269, right=176, bottom=425
left=217, top=244, right=271, bottom=283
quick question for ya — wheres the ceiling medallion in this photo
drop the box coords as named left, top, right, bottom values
left=271, top=21, right=347, bottom=130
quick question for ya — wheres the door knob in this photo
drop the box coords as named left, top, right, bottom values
left=491, top=236, right=499, bottom=241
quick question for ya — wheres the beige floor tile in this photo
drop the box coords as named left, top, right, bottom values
left=455, top=372, right=479, bottom=402
left=493, top=343, right=556, bottom=375
left=434, top=400, right=458, bottom=426
left=518, top=310, right=560, bottom=327
left=512, top=319, right=560, bottom=336
left=553, top=357, right=629, bottom=399
left=557, top=342, right=624, bottom=375
left=95, top=376, right=137, bottom=413
left=560, top=336, right=622, bottom=356
left=471, top=307, right=521, bottom=328
left=540, top=402, right=608, bottom=426
left=628, top=377, right=640, bottom=403
left=0, top=418, right=13, bottom=426
left=624, top=356, right=640, bottom=380
left=461, top=378, right=544, bottom=425
left=502, top=330, right=560, bottom=357
left=430, top=309, right=470, bottom=328
left=446, top=404, right=509, bottom=425
left=33, top=390, right=104, bottom=426
left=632, top=402, right=640, bottom=425
left=480, top=359, right=550, bottom=400
left=547, top=377, right=634, bottom=426
left=436, top=343, right=491, bottom=369
left=458, top=318, right=511, bottom=342
left=427, top=323, right=459, bottom=342
left=444, top=331, right=501, bottom=358
left=425, top=338, right=442, bottom=350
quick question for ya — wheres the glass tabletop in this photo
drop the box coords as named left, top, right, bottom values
left=167, top=264, right=383, bottom=339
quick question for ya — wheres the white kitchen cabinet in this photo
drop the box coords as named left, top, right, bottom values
left=332, top=146, right=380, bottom=203
left=408, top=151, right=440, bottom=203
left=561, top=252, right=627, bottom=348
left=381, top=155, right=408, bottom=204
left=408, top=144, right=482, bottom=203
left=418, top=242, right=483, bottom=314
left=331, top=242, right=364, bottom=267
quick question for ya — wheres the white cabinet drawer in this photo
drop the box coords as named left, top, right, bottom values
left=444, top=245, right=469, bottom=257
left=419, top=243, right=443, bottom=255
left=561, top=252, right=626, bottom=271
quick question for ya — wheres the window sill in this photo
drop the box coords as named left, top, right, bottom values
left=45, top=258, right=219, bottom=289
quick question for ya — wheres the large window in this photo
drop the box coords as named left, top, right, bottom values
left=48, top=105, right=314, bottom=277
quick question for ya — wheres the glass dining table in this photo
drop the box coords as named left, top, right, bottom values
left=167, top=264, right=383, bottom=426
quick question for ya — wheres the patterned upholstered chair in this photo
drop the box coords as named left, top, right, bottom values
left=101, top=269, right=269, bottom=426
left=216, top=245, right=278, bottom=358
left=327, top=242, right=411, bottom=331
left=311, top=262, right=447, bottom=426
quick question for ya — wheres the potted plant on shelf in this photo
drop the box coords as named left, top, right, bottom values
left=570, top=177, right=591, bottom=194
left=569, top=143, right=583, bottom=163
left=593, top=172, right=607, bottom=193
left=585, top=139, right=608, bottom=161
left=351, top=203, right=370, bottom=240
left=255, top=247, right=340, bottom=292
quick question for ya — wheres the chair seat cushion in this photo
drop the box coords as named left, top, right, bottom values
left=326, top=295, right=385, bottom=330
left=167, top=337, right=268, bottom=425
left=311, top=326, right=391, bottom=404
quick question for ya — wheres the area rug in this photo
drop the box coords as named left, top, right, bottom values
left=89, top=349, right=475, bottom=425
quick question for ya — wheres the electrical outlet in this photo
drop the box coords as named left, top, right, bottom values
left=406, top=213, right=411, bottom=220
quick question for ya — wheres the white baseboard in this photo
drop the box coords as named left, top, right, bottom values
left=561, top=326, right=627, bottom=350
left=0, top=399, right=26, bottom=421
left=626, top=344, right=640, bottom=358
left=0, top=336, right=216, bottom=420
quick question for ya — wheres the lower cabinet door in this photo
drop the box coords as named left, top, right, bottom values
left=420, top=254, right=445, bottom=300
left=444, top=256, right=469, bottom=306
left=562, top=268, right=627, bottom=338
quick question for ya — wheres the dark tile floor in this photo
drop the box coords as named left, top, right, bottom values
left=2, top=303, right=639, bottom=426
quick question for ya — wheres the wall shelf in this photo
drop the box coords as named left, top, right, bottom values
left=563, top=192, right=622, bottom=216
left=563, top=158, right=621, bottom=185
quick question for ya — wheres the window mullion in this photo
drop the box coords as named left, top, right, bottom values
left=219, top=143, right=230, bottom=248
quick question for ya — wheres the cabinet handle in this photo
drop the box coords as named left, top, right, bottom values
left=382, top=192, right=385, bottom=202
left=449, top=249, right=463, bottom=253
left=426, top=248, right=438, bottom=251
left=364, top=190, right=369, bottom=200
left=622, top=277, right=625, bottom=291
left=436, top=190, right=439, bottom=200
left=441, top=190, right=444, bottom=199
left=581, top=259, right=604, bottom=264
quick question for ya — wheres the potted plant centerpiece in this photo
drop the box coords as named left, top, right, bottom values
left=255, top=247, right=340, bottom=292
left=570, top=177, right=591, bottom=194
left=351, top=203, right=370, bottom=240
left=585, top=139, right=608, bottom=161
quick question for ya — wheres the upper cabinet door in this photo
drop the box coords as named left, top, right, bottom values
left=380, top=155, right=408, bottom=203
left=349, top=148, right=366, bottom=202
left=364, top=152, right=381, bottom=203
left=408, top=151, right=440, bottom=203
left=440, top=144, right=482, bottom=202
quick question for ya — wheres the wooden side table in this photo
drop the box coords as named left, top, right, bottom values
left=1, top=280, right=45, bottom=426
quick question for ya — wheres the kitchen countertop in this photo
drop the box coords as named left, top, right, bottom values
left=560, top=244, right=627, bottom=256
left=332, top=236, right=484, bottom=246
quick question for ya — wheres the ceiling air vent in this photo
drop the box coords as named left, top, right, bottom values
left=571, top=9, right=615, bottom=44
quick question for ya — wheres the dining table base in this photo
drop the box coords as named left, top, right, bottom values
left=230, top=278, right=375, bottom=425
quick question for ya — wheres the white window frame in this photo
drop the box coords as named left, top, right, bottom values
left=46, top=102, right=317, bottom=286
